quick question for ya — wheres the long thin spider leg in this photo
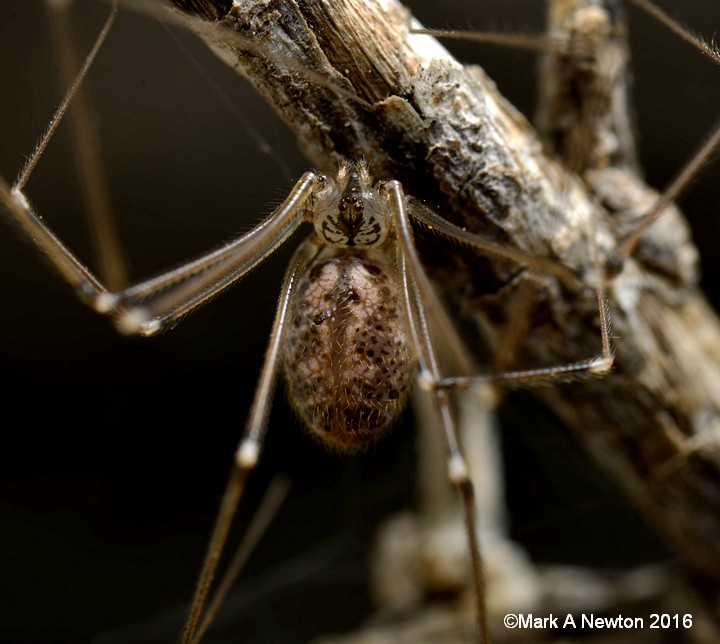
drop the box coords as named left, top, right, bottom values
left=404, top=255, right=490, bottom=643
left=432, top=244, right=612, bottom=392
left=0, top=176, right=107, bottom=305
left=408, top=198, right=581, bottom=287
left=195, top=474, right=292, bottom=642
left=431, top=283, right=612, bottom=391
left=1, top=0, right=118, bottom=306
left=14, top=0, right=118, bottom=192
left=410, top=27, right=570, bottom=54
left=0, top=169, right=319, bottom=335
left=0, top=0, right=323, bottom=336
left=115, top=172, right=315, bottom=305
left=181, top=236, right=320, bottom=644
left=385, top=180, right=489, bottom=642
left=606, top=122, right=720, bottom=279
left=47, top=0, right=127, bottom=291
left=385, top=167, right=613, bottom=641
left=116, top=172, right=320, bottom=334
left=406, top=192, right=614, bottom=389
left=602, top=0, right=720, bottom=279
left=628, top=0, right=720, bottom=67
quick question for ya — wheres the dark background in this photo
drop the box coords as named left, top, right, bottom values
left=1, top=1, right=720, bottom=642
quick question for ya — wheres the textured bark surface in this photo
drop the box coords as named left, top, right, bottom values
left=167, top=0, right=720, bottom=594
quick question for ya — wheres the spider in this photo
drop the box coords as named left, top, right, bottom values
left=1, top=127, right=614, bottom=641
left=0, top=5, right=613, bottom=638
left=4, top=1, right=720, bottom=644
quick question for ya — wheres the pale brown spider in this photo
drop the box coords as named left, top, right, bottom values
left=9, top=0, right=720, bottom=641
left=1, top=134, right=613, bottom=640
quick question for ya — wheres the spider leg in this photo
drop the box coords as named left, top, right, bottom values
left=406, top=195, right=614, bottom=391
left=0, top=175, right=108, bottom=306
left=384, top=175, right=615, bottom=640
left=181, top=235, right=321, bottom=644
left=384, top=179, right=490, bottom=642
left=0, top=0, right=322, bottom=338
left=405, top=259, right=490, bottom=643
left=7, top=0, right=126, bottom=294
left=45, top=0, right=128, bottom=292
left=602, top=0, right=720, bottom=279
left=0, top=171, right=318, bottom=335
left=408, top=197, right=581, bottom=287
left=113, top=171, right=318, bottom=334
left=606, top=121, right=720, bottom=280
left=428, top=280, right=612, bottom=391
left=194, top=474, right=292, bottom=643
left=14, top=0, right=117, bottom=195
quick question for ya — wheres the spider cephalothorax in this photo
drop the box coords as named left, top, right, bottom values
left=313, top=162, right=389, bottom=247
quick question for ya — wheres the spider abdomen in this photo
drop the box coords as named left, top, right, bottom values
left=283, top=248, right=414, bottom=453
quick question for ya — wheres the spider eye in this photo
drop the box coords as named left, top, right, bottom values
left=338, top=196, right=365, bottom=226
left=315, top=188, right=386, bottom=247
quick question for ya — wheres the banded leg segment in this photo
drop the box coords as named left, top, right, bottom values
left=0, top=171, right=320, bottom=335
left=386, top=180, right=490, bottom=642
left=181, top=236, right=321, bottom=644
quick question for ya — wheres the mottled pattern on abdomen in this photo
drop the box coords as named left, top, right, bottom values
left=283, top=248, right=414, bottom=453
